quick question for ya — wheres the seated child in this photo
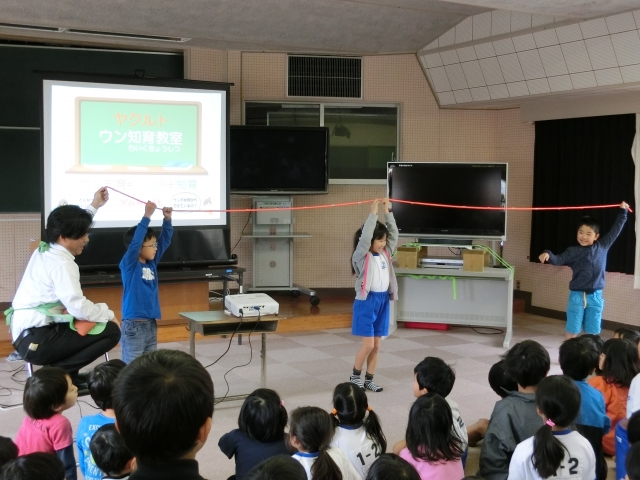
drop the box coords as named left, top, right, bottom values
left=290, top=406, right=360, bottom=480
left=244, top=455, right=307, bottom=480
left=628, top=442, right=640, bottom=480
left=393, top=357, right=467, bottom=459
left=364, top=454, right=420, bottom=480
left=120, top=201, right=173, bottom=364
left=588, top=338, right=639, bottom=455
left=559, top=337, right=610, bottom=479
left=0, top=437, right=17, bottom=469
left=617, top=410, right=640, bottom=480
left=0, top=452, right=65, bottom=480
left=398, top=393, right=464, bottom=480
left=508, top=375, right=595, bottom=479
left=112, top=349, right=214, bottom=480
left=90, top=424, right=135, bottom=480
left=76, top=359, right=126, bottom=480
left=218, top=388, right=289, bottom=480
left=615, top=328, right=640, bottom=346
left=479, top=340, right=550, bottom=480
left=331, top=382, right=387, bottom=477
left=14, top=367, right=78, bottom=480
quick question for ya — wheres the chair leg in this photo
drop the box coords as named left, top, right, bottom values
left=104, top=352, right=110, bottom=361
left=25, top=362, right=33, bottom=378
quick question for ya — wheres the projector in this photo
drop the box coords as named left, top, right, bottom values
left=225, top=293, right=279, bottom=317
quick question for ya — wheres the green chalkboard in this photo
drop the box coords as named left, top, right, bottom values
left=0, top=43, right=183, bottom=212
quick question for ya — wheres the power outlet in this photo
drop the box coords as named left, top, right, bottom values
left=516, top=280, right=521, bottom=290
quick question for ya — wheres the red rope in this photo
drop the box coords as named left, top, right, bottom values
left=105, top=186, right=632, bottom=213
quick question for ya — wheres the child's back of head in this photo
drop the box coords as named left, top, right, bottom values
left=600, top=338, right=640, bottom=388
left=628, top=442, right=640, bottom=480
left=90, top=424, right=134, bottom=478
left=238, top=388, right=287, bottom=443
left=244, top=455, right=307, bottom=480
left=87, top=359, right=126, bottom=411
left=365, top=454, right=420, bottom=480
left=0, top=453, right=64, bottom=480
left=332, top=382, right=387, bottom=453
left=629, top=411, right=640, bottom=445
left=615, top=328, right=640, bottom=345
left=580, top=334, right=604, bottom=354
left=405, top=393, right=463, bottom=463
left=503, top=340, right=550, bottom=389
left=23, top=367, right=71, bottom=419
left=413, top=357, right=455, bottom=397
left=112, top=349, right=214, bottom=467
left=559, top=337, right=599, bottom=380
left=290, top=406, right=341, bottom=480
left=0, top=437, right=17, bottom=469
left=488, top=360, right=518, bottom=397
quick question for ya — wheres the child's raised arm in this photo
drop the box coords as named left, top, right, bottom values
left=599, top=201, right=629, bottom=250
left=382, top=198, right=399, bottom=253
left=155, top=206, right=174, bottom=261
left=352, top=200, right=381, bottom=272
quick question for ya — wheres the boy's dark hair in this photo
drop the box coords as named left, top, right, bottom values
left=45, top=205, right=93, bottom=244
left=351, top=221, right=389, bottom=274
left=112, top=349, right=214, bottom=467
left=0, top=437, right=18, bottom=468
left=559, top=337, right=599, bottom=380
left=405, top=393, right=463, bottom=463
left=289, top=406, right=341, bottom=480
left=89, top=424, right=133, bottom=477
left=123, top=226, right=156, bottom=248
left=364, top=453, right=421, bottom=480
left=488, top=360, right=518, bottom=397
left=23, top=367, right=69, bottom=420
left=577, top=216, right=600, bottom=235
left=414, top=357, right=455, bottom=397
left=332, top=382, right=387, bottom=454
left=580, top=334, right=604, bottom=353
left=600, top=338, right=640, bottom=388
left=629, top=411, right=640, bottom=445
left=615, top=328, right=640, bottom=345
left=0, top=453, right=65, bottom=480
left=532, top=375, right=581, bottom=478
left=87, top=359, right=126, bottom=411
left=244, top=454, right=307, bottom=480
left=238, top=388, right=287, bottom=443
left=503, top=340, right=550, bottom=388
left=627, top=442, right=640, bottom=480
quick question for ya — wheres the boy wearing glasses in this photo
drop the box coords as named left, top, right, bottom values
left=119, top=201, right=173, bottom=363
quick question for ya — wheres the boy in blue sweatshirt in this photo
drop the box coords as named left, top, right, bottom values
left=119, top=201, right=173, bottom=364
left=539, top=201, right=629, bottom=339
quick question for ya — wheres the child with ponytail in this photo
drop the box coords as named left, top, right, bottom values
left=290, top=406, right=360, bottom=480
left=330, top=382, right=387, bottom=477
left=509, top=375, right=595, bottom=480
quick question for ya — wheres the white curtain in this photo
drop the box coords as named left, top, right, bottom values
left=633, top=114, right=640, bottom=288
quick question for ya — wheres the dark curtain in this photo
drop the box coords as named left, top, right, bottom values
left=530, top=114, right=636, bottom=274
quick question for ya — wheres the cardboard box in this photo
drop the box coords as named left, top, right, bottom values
left=463, top=249, right=489, bottom=272
left=396, top=246, right=428, bottom=269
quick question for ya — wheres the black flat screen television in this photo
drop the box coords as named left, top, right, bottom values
left=230, top=126, right=329, bottom=194
left=387, top=162, right=507, bottom=241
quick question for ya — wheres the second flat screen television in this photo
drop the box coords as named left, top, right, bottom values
left=230, top=126, right=329, bottom=194
left=388, top=162, right=507, bottom=241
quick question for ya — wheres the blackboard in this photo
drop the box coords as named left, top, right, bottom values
left=0, top=44, right=183, bottom=212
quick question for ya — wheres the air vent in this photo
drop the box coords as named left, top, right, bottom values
left=0, top=23, right=66, bottom=33
left=66, top=29, right=190, bottom=43
left=288, top=55, right=362, bottom=98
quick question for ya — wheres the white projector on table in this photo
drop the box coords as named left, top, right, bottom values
left=225, top=293, right=279, bottom=317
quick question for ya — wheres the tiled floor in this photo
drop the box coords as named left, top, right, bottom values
left=0, top=313, right=616, bottom=479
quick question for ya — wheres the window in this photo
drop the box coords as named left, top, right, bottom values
left=244, top=102, right=398, bottom=182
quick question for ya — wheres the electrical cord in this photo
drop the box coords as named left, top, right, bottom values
left=202, top=311, right=246, bottom=370
left=230, top=212, right=252, bottom=254
left=450, top=325, right=504, bottom=335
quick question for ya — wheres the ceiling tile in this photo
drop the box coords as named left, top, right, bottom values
left=548, top=75, right=574, bottom=92
left=517, top=50, right=546, bottom=80
left=473, top=12, right=492, bottom=40
left=498, top=53, right=526, bottom=82
left=526, top=78, right=551, bottom=95
left=493, top=38, right=516, bottom=55
left=438, top=91, right=456, bottom=105
left=461, top=60, right=486, bottom=87
left=533, top=29, right=559, bottom=48
left=428, top=67, right=452, bottom=93
left=532, top=15, right=554, bottom=28
left=456, top=17, right=473, bottom=44
left=424, top=39, right=439, bottom=51
left=492, top=10, right=511, bottom=36
left=594, top=67, right=623, bottom=86
left=510, top=12, right=531, bottom=32
left=488, top=84, right=509, bottom=99
left=561, top=41, right=593, bottom=73
left=440, top=28, right=455, bottom=47
left=620, top=64, right=640, bottom=83
left=470, top=86, right=491, bottom=101
left=570, top=71, right=598, bottom=89
left=453, top=88, right=473, bottom=103
left=539, top=45, right=569, bottom=76
left=605, top=12, right=637, bottom=34
left=440, top=49, right=460, bottom=65
left=585, top=36, right=618, bottom=70
left=423, top=52, right=443, bottom=69
left=474, top=42, right=496, bottom=59
left=457, top=46, right=477, bottom=62
left=513, top=34, right=537, bottom=52
left=556, top=24, right=583, bottom=44
left=611, top=31, right=640, bottom=66
left=507, top=81, right=530, bottom=97
left=633, top=10, right=640, bottom=28
left=580, top=18, right=609, bottom=39
left=445, top=63, right=469, bottom=90
left=479, top=57, right=505, bottom=85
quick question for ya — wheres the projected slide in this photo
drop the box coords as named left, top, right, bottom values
left=42, top=78, right=227, bottom=228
